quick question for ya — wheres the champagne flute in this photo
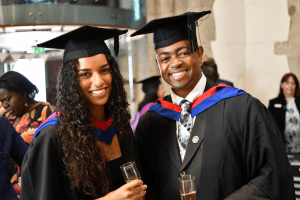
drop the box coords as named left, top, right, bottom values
left=120, top=161, right=141, bottom=183
left=179, top=175, right=196, bottom=200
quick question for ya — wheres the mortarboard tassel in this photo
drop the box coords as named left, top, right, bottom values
left=113, top=29, right=119, bottom=57
left=187, top=12, right=199, bottom=53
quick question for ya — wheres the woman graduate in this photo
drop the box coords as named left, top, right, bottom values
left=20, top=26, right=147, bottom=200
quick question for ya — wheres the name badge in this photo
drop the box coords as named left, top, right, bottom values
left=274, top=104, right=282, bottom=108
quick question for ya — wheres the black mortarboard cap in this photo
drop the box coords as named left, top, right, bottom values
left=130, top=11, right=211, bottom=52
left=37, top=25, right=128, bottom=64
left=137, top=75, right=161, bottom=94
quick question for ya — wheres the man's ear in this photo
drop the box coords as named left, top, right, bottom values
left=197, top=46, right=204, bottom=58
left=155, top=57, right=161, bottom=68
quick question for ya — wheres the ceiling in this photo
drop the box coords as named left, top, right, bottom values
left=0, top=25, right=144, bottom=53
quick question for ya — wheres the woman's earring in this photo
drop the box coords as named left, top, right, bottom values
left=24, top=94, right=28, bottom=107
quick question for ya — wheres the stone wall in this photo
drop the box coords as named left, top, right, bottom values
left=275, top=0, right=300, bottom=79
left=212, top=0, right=290, bottom=106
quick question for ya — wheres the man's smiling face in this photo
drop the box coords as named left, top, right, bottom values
left=155, top=40, right=203, bottom=98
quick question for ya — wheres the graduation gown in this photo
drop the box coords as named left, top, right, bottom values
left=135, top=79, right=295, bottom=200
left=20, top=124, right=140, bottom=200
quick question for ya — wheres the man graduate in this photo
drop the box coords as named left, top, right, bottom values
left=131, top=11, right=295, bottom=200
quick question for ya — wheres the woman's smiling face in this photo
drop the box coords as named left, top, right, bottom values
left=77, top=54, right=113, bottom=110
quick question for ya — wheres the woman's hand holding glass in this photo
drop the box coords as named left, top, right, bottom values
left=120, top=161, right=141, bottom=183
left=96, top=179, right=147, bottom=200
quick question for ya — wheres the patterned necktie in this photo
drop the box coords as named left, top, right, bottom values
left=178, top=99, right=192, bottom=161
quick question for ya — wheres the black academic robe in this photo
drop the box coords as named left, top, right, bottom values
left=135, top=80, right=295, bottom=200
left=20, top=124, right=141, bottom=200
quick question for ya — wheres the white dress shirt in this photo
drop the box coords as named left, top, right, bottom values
left=170, top=73, right=207, bottom=161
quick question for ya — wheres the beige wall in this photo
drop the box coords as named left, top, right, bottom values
left=275, top=0, right=300, bottom=81
left=211, top=0, right=246, bottom=90
left=212, top=0, right=290, bottom=106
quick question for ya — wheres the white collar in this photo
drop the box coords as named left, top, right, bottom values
left=171, top=72, right=207, bottom=105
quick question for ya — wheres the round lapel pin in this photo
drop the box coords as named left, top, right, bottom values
left=192, top=136, right=199, bottom=144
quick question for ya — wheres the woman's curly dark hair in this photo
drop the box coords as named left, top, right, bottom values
left=55, top=54, right=131, bottom=198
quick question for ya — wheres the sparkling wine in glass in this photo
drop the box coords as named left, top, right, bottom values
left=120, top=161, right=141, bottom=183
left=179, top=175, right=196, bottom=200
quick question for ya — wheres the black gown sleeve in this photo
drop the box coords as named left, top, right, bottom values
left=237, top=97, right=294, bottom=199
left=20, top=125, right=72, bottom=200
left=225, top=183, right=270, bottom=200
left=135, top=113, right=159, bottom=200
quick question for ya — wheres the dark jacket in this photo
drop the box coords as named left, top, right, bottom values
left=0, top=117, right=27, bottom=200
left=268, top=96, right=300, bottom=140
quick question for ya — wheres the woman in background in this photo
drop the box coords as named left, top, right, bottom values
left=269, top=73, right=300, bottom=153
left=0, top=71, right=55, bottom=195
left=131, top=76, right=165, bottom=133
left=21, top=26, right=146, bottom=200
left=0, top=71, right=55, bottom=144
left=0, top=116, right=27, bottom=200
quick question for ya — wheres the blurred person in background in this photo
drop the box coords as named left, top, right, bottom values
left=0, top=71, right=55, bottom=144
left=268, top=73, right=300, bottom=153
left=0, top=117, right=27, bottom=200
left=0, top=71, right=55, bottom=196
left=201, top=56, right=234, bottom=87
left=200, top=61, right=218, bottom=83
left=20, top=26, right=146, bottom=200
left=131, top=76, right=165, bottom=133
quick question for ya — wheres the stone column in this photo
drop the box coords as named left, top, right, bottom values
left=211, top=0, right=247, bottom=90
left=243, top=0, right=290, bottom=105
left=174, top=0, right=188, bottom=15
left=275, top=0, right=300, bottom=79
